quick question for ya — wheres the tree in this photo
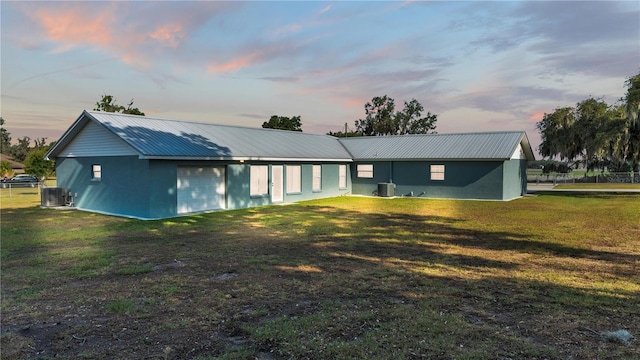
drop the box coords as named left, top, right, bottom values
left=354, top=96, right=438, bottom=136
left=536, top=72, right=640, bottom=174
left=327, top=123, right=361, bottom=138
left=574, top=98, right=619, bottom=172
left=9, top=136, right=32, bottom=163
left=620, top=73, right=640, bottom=173
left=262, top=115, right=303, bottom=131
left=0, top=117, right=11, bottom=154
left=0, top=160, right=13, bottom=178
left=24, top=147, right=55, bottom=180
left=327, top=130, right=361, bottom=138
left=355, top=95, right=396, bottom=136
left=122, top=99, right=145, bottom=116
left=536, top=102, right=618, bottom=172
left=94, top=95, right=145, bottom=116
left=396, top=99, right=438, bottom=135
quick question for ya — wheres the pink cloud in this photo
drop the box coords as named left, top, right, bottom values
left=33, top=6, right=116, bottom=52
left=528, top=110, right=546, bottom=122
left=208, top=51, right=263, bottom=73
left=208, top=40, right=303, bottom=74
left=19, top=2, right=234, bottom=70
left=149, top=23, right=185, bottom=47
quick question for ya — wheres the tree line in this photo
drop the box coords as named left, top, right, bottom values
left=262, top=96, right=439, bottom=137
left=0, top=117, right=56, bottom=179
left=1, top=93, right=439, bottom=177
left=536, top=73, right=640, bottom=173
left=9, top=77, right=639, bottom=180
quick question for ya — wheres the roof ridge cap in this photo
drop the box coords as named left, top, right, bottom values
left=87, top=110, right=336, bottom=138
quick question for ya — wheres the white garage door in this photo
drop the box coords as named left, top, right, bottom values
left=177, top=166, right=226, bottom=214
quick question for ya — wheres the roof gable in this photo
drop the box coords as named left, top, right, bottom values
left=56, top=120, right=139, bottom=157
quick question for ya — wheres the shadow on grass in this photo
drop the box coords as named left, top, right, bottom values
left=1, top=201, right=639, bottom=360
left=257, top=204, right=639, bottom=270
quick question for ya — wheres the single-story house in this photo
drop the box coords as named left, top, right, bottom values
left=45, top=110, right=534, bottom=219
left=0, top=153, right=25, bottom=176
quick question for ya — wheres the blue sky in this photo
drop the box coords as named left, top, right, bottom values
left=2, top=1, right=639, bottom=153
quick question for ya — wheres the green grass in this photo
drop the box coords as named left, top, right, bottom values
left=1, top=191, right=639, bottom=359
left=105, top=298, right=136, bottom=314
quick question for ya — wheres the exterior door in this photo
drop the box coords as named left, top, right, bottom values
left=271, top=165, right=283, bottom=202
left=177, top=166, right=226, bottom=214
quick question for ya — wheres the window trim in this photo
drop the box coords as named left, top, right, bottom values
left=430, top=164, right=445, bottom=181
left=357, top=164, right=374, bottom=178
left=338, top=164, right=347, bottom=189
left=250, top=165, right=269, bottom=197
left=286, top=165, right=302, bottom=194
left=312, top=165, right=322, bottom=192
left=91, top=164, right=102, bottom=181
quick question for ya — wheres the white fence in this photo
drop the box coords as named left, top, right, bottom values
left=0, top=182, right=43, bottom=197
left=528, top=172, right=639, bottom=185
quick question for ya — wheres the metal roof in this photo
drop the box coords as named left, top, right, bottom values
left=46, top=111, right=535, bottom=162
left=47, top=111, right=353, bottom=161
left=338, top=132, right=535, bottom=161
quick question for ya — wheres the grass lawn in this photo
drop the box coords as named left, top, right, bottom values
left=1, top=191, right=639, bottom=359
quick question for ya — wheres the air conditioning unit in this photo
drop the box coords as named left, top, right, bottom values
left=41, top=187, right=67, bottom=207
left=377, top=183, right=395, bottom=197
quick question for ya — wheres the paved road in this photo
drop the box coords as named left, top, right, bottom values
left=527, top=183, right=640, bottom=193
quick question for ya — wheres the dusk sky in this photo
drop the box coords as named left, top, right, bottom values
left=2, top=1, right=639, bottom=154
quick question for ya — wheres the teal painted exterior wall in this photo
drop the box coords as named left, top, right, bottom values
left=502, top=158, right=528, bottom=200
left=351, top=160, right=512, bottom=200
left=282, top=163, right=351, bottom=203
left=350, top=161, right=393, bottom=196
left=55, top=155, right=526, bottom=219
left=55, top=157, right=351, bottom=219
left=56, top=156, right=153, bottom=218
left=226, top=162, right=351, bottom=208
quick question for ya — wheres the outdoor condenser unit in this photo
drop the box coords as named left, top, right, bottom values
left=41, top=187, right=67, bottom=207
left=377, top=183, right=395, bottom=197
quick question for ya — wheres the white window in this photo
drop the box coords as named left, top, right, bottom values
left=338, top=164, right=347, bottom=189
left=357, top=164, right=373, bottom=178
left=250, top=165, right=268, bottom=196
left=286, top=165, right=301, bottom=193
left=312, top=165, right=322, bottom=192
left=92, top=164, right=102, bottom=181
left=430, top=164, right=445, bottom=181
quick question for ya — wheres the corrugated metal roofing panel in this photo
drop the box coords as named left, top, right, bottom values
left=46, top=111, right=535, bottom=162
left=338, top=132, right=534, bottom=160
left=85, top=111, right=353, bottom=160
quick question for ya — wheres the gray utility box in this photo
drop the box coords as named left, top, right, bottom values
left=41, top=187, right=67, bottom=207
left=378, top=183, right=395, bottom=197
